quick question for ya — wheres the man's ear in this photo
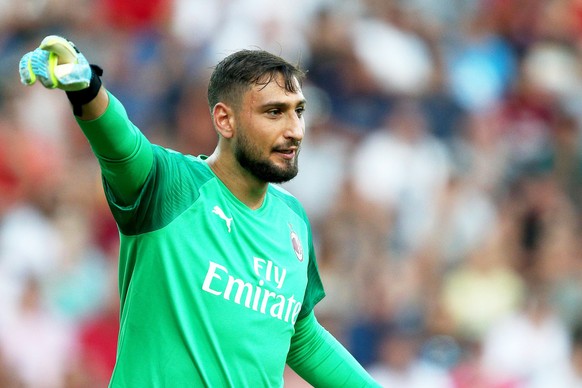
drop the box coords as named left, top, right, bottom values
left=212, top=102, right=235, bottom=139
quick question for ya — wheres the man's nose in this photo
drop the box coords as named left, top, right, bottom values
left=284, top=114, right=304, bottom=141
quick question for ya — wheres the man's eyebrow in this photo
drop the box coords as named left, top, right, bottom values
left=261, top=99, right=307, bottom=109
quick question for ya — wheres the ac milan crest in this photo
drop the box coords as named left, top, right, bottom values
left=289, top=225, right=304, bottom=262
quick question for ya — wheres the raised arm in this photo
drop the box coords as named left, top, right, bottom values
left=19, top=36, right=153, bottom=205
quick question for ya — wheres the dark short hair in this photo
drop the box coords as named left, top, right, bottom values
left=207, top=50, right=306, bottom=115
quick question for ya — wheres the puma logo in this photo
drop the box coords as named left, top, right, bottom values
left=212, top=206, right=233, bottom=233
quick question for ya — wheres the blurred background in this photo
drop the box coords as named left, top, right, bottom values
left=3, top=0, right=582, bottom=387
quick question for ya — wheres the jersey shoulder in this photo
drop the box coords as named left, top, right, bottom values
left=113, top=146, right=215, bottom=235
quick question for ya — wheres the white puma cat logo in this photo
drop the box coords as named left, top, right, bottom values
left=212, top=206, right=233, bottom=233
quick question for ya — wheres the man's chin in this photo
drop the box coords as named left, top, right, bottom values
left=238, top=153, right=298, bottom=183
left=257, top=165, right=298, bottom=183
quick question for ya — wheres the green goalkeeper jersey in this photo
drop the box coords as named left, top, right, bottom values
left=103, top=147, right=325, bottom=386
left=78, top=93, right=379, bottom=388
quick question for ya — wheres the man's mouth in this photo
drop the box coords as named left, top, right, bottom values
left=274, top=148, right=296, bottom=160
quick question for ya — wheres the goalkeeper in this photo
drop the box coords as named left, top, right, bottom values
left=19, top=36, right=380, bottom=387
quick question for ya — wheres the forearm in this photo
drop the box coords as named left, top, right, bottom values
left=76, top=90, right=153, bottom=204
left=76, top=85, right=109, bottom=120
left=287, top=312, right=380, bottom=388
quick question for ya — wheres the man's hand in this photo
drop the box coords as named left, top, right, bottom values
left=19, top=35, right=105, bottom=116
left=19, top=35, right=92, bottom=91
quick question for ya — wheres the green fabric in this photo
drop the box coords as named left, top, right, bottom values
left=75, top=91, right=375, bottom=387
left=106, top=148, right=326, bottom=386
left=288, top=312, right=381, bottom=387
left=76, top=92, right=153, bottom=204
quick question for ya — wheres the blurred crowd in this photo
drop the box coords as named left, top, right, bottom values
left=2, top=0, right=582, bottom=387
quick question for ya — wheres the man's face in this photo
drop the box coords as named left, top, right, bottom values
left=232, top=74, right=306, bottom=183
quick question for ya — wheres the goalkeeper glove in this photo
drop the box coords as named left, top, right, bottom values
left=19, top=35, right=103, bottom=116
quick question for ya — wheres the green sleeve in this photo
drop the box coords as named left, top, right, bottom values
left=75, top=91, right=153, bottom=204
left=287, top=312, right=381, bottom=388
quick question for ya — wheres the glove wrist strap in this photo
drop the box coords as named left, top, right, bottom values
left=66, top=64, right=103, bottom=116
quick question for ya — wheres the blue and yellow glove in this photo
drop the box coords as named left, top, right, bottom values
left=19, top=35, right=103, bottom=115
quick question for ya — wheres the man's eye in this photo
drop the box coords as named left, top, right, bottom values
left=268, top=109, right=281, bottom=116
left=296, top=107, right=305, bottom=117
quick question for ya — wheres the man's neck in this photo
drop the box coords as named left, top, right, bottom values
left=206, top=153, right=267, bottom=210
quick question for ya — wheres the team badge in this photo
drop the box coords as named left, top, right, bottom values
left=289, top=224, right=304, bottom=262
